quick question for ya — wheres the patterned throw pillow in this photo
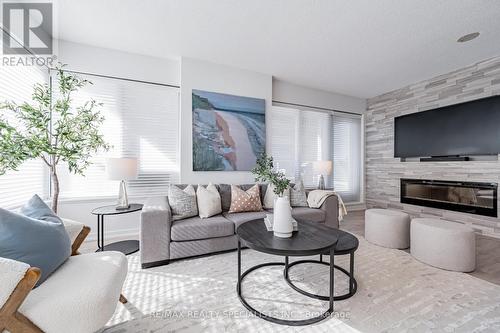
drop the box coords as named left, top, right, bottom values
left=229, top=184, right=263, bottom=213
left=290, top=180, right=308, bottom=207
left=196, top=183, right=222, bottom=218
left=168, top=185, right=198, bottom=220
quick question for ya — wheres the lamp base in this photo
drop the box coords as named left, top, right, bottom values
left=115, top=180, right=130, bottom=210
left=317, top=175, right=325, bottom=190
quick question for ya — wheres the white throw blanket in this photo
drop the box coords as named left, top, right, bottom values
left=307, top=190, right=348, bottom=221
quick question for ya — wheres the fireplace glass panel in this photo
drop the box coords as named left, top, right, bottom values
left=400, top=179, right=498, bottom=217
left=405, top=184, right=494, bottom=209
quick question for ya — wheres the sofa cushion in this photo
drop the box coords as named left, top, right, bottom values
left=19, top=251, right=128, bottom=333
left=171, top=215, right=234, bottom=241
left=228, top=184, right=263, bottom=213
left=219, top=184, right=267, bottom=211
left=196, top=183, right=222, bottom=218
left=290, top=180, right=308, bottom=207
left=263, top=184, right=290, bottom=209
left=168, top=184, right=198, bottom=221
left=0, top=195, right=71, bottom=286
left=292, top=207, right=326, bottom=223
left=224, top=211, right=267, bottom=230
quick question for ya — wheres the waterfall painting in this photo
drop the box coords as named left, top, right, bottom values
left=192, top=89, right=266, bottom=171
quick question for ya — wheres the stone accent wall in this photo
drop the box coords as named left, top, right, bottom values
left=365, top=56, right=500, bottom=237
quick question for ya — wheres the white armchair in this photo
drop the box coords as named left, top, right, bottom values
left=0, top=220, right=128, bottom=333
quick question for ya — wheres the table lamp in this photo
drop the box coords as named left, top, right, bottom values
left=313, top=160, right=333, bottom=190
left=106, top=157, right=138, bottom=210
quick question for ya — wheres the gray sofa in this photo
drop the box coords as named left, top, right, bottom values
left=140, top=184, right=339, bottom=268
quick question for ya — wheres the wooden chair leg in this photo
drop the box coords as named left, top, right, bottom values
left=72, top=225, right=91, bottom=256
left=0, top=267, right=43, bottom=333
left=119, top=294, right=128, bottom=304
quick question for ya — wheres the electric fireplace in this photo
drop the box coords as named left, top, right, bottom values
left=400, top=179, right=497, bottom=217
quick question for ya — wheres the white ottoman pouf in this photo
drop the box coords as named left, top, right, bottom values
left=411, top=218, right=476, bottom=272
left=365, top=209, right=411, bottom=249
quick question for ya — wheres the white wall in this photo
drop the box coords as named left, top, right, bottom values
left=273, top=79, right=366, bottom=114
left=180, top=57, right=273, bottom=184
left=56, top=40, right=180, bottom=86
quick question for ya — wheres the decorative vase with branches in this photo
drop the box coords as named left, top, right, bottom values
left=0, top=65, right=109, bottom=212
left=251, top=153, right=290, bottom=197
left=252, top=153, right=293, bottom=238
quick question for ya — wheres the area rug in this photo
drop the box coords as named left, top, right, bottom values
left=102, top=236, right=500, bottom=333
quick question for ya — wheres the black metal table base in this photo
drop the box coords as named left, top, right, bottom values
left=96, top=240, right=140, bottom=255
left=284, top=253, right=357, bottom=301
left=237, top=241, right=335, bottom=326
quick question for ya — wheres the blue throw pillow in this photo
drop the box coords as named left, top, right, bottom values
left=0, top=195, right=71, bottom=286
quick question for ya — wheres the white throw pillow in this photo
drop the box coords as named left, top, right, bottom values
left=263, top=184, right=290, bottom=209
left=196, top=183, right=222, bottom=218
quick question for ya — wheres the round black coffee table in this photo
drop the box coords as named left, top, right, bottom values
left=284, top=229, right=359, bottom=301
left=236, top=219, right=339, bottom=326
left=91, top=204, right=143, bottom=255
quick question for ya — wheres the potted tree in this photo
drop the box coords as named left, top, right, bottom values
left=0, top=65, right=109, bottom=212
left=252, top=154, right=293, bottom=238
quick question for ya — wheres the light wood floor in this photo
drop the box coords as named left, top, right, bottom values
left=341, top=210, right=500, bottom=286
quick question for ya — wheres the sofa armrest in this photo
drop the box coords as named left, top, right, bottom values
left=0, top=257, right=41, bottom=332
left=62, top=218, right=91, bottom=255
left=0, top=258, right=31, bottom=309
left=140, top=197, right=172, bottom=268
left=319, top=195, right=339, bottom=229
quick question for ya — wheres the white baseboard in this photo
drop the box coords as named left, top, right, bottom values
left=346, top=202, right=366, bottom=211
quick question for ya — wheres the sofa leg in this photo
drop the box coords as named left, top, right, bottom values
left=119, top=294, right=128, bottom=304
left=141, top=259, right=170, bottom=269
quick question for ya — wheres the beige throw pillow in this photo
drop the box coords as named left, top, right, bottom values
left=168, top=184, right=198, bottom=220
left=196, top=183, right=222, bottom=218
left=263, top=184, right=290, bottom=209
left=229, top=184, right=263, bottom=213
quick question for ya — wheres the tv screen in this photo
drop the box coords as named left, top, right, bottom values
left=394, top=95, right=500, bottom=158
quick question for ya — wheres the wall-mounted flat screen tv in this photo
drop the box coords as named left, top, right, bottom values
left=394, top=95, right=500, bottom=158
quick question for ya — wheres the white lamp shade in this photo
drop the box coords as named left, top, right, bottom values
left=106, top=158, right=138, bottom=180
left=313, top=160, right=333, bottom=175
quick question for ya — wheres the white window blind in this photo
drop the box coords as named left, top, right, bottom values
left=333, top=113, right=362, bottom=202
left=270, top=104, right=362, bottom=203
left=298, top=110, right=332, bottom=187
left=270, top=106, right=299, bottom=178
left=0, top=65, right=49, bottom=209
left=56, top=74, right=180, bottom=199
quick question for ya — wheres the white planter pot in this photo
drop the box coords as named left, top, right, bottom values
left=273, top=196, right=293, bottom=238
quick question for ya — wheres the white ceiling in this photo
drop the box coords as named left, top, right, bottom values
left=55, top=0, right=500, bottom=98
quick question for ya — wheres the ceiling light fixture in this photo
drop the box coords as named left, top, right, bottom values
left=457, top=32, right=480, bottom=43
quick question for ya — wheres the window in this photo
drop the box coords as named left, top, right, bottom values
left=270, top=104, right=362, bottom=203
left=56, top=74, right=180, bottom=199
left=0, top=65, right=49, bottom=209
left=333, top=113, right=362, bottom=202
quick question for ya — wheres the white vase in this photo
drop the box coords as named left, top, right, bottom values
left=273, top=196, right=293, bottom=238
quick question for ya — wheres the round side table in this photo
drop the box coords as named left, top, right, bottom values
left=91, top=203, right=143, bottom=255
